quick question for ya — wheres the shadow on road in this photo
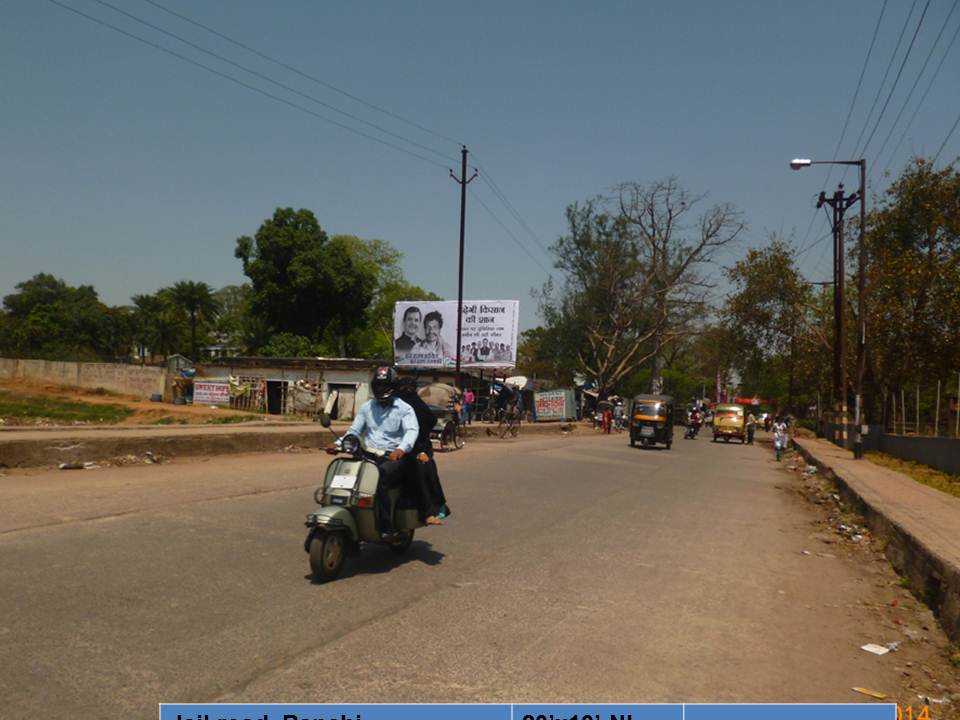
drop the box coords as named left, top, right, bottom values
left=304, top=539, right=445, bottom=585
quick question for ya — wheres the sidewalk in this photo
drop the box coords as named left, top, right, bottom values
left=793, top=435, right=960, bottom=641
left=0, top=419, right=580, bottom=469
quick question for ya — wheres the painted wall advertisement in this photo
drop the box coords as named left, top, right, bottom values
left=534, top=388, right=576, bottom=421
left=193, top=381, right=231, bottom=405
left=393, top=300, right=519, bottom=368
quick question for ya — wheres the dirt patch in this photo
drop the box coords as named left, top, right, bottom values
left=0, top=378, right=264, bottom=426
left=776, top=445, right=960, bottom=716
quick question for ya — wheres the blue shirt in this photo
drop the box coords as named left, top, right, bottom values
left=341, top=397, right=420, bottom=454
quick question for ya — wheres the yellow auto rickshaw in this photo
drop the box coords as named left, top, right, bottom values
left=712, top=403, right=746, bottom=443
left=629, top=394, right=674, bottom=449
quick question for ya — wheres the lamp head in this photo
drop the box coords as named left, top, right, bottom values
left=790, top=158, right=812, bottom=170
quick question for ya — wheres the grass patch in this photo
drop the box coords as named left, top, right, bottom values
left=865, top=451, right=960, bottom=499
left=0, top=389, right=133, bottom=424
left=204, top=415, right=258, bottom=424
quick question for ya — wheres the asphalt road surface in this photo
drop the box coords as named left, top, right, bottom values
left=0, top=429, right=945, bottom=717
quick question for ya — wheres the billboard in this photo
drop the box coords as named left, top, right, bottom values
left=393, top=300, right=519, bottom=368
left=534, top=389, right=576, bottom=421
left=193, top=381, right=231, bottom=405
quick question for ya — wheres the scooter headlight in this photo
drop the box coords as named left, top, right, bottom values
left=341, top=434, right=360, bottom=454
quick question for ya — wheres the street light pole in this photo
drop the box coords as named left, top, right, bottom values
left=790, top=158, right=867, bottom=457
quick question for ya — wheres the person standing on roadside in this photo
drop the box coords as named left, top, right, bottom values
left=746, top=411, right=757, bottom=445
left=773, top=415, right=788, bottom=461
left=462, top=387, right=475, bottom=425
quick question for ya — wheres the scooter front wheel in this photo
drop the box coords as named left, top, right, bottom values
left=310, top=531, right=347, bottom=582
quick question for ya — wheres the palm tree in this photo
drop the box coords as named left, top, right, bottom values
left=132, top=293, right=184, bottom=363
left=168, top=281, right=222, bottom=361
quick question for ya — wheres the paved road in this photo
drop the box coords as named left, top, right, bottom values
left=0, top=430, right=937, bottom=716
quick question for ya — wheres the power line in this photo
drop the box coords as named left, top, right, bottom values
left=140, top=0, right=462, bottom=148
left=870, top=0, right=959, bottom=179
left=932, top=111, right=960, bottom=164
left=470, top=156, right=553, bottom=260
left=796, top=0, right=887, bottom=251
left=469, top=187, right=553, bottom=275
left=882, top=12, right=960, bottom=176
left=44, top=0, right=452, bottom=169
left=820, top=0, right=889, bottom=193
left=858, top=0, right=933, bottom=159
left=847, top=0, right=919, bottom=163
left=89, top=0, right=458, bottom=165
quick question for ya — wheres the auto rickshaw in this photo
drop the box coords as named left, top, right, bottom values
left=629, top=394, right=674, bottom=449
left=712, top=403, right=746, bottom=443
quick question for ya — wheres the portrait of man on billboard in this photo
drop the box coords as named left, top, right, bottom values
left=395, top=305, right=422, bottom=358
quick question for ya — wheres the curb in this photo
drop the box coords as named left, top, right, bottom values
left=791, top=437, right=960, bottom=642
left=0, top=421, right=581, bottom=469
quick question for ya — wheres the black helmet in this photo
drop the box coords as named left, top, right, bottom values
left=371, top=366, right=398, bottom=402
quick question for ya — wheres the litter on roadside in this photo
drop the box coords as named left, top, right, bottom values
left=806, top=465, right=817, bottom=475
left=861, top=643, right=891, bottom=656
left=59, top=461, right=99, bottom=470
left=918, top=696, right=950, bottom=705
left=885, top=641, right=900, bottom=652
left=852, top=687, right=888, bottom=700
left=801, top=550, right=811, bottom=555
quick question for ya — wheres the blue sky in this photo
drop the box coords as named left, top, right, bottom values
left=2, top=0, right=958, bottom=330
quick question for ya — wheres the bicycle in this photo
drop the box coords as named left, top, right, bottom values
left=496, top=409, right=520, bottom=438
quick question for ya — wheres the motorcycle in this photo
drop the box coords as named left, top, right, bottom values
left=684, top=418, right=702, bottom=439
left=304, top=415, right=425, bottom=582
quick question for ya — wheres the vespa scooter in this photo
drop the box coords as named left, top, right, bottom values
left=304, top=414, right=424, bottom=582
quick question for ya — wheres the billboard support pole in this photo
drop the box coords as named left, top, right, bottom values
left=450, top=146, right=477, bottom=388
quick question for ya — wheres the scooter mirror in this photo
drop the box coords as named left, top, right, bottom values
left=318, top=413, right=332, bottom=428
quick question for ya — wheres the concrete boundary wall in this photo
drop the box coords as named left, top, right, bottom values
left=879, top=434, right=960, bottom=475
left=0, top=357, right=166, bottom=398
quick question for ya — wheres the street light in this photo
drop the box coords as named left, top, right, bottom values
left=790, top=157, right=867, bottom=459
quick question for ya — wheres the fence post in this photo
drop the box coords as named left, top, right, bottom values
left=901, top=388, right=906, bottom=435
left=935, top=379, right=941, bottom=437
left=957, top=372, right=960, bottom=438
left=916, top=385, right=920, bottom=436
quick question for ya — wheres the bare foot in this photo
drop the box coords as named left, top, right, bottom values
left=425, top=516, right=445, bottom=526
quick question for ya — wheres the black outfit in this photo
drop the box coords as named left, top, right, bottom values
left=398, top=390, right=450, bottom=521
left=395, top=334, right=416, bottom=352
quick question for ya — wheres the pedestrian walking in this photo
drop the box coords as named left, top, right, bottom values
left=773, top=415, right=788, bottom=461
left=746, top=412, right=756, bottom=445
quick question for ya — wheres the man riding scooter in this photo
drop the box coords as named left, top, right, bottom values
left=326, top=366, right=419, bottom=542
left=686, top=407, right=703, bottom=439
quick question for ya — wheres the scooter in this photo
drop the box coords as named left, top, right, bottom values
left=304, top=415, right=425, bottom=582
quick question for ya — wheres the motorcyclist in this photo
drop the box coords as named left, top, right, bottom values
left=326, top=366, right=419, bottom=541
left=688, top=407, right=703, bottom=437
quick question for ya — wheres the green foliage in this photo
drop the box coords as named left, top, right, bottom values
left=167, top=280, right=222, bottom=361
left=235, top=208, right=377, bottom=346
left=0, top=274, right=132, bottom=361
left=722, top=237, right=820, bottom=411
left=259, top=332, right=323, bottom=358
left=865, top=160, right=960, bottom=389
left=0, top=389, right=134, bottom=424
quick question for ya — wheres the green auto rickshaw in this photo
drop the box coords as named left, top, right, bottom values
left=629, top=394, right=674, bottom=449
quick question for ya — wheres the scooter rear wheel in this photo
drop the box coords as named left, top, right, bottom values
left=389, top=529, right=414, bottom=554
left=310, top=531, right=346, bottom=582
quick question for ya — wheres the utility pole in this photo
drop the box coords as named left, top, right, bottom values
left=449, top=146, right=477, bottom=386
left=817, top=182, right=860, bottom=449
left=854, top=159, right=867, bottom=458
